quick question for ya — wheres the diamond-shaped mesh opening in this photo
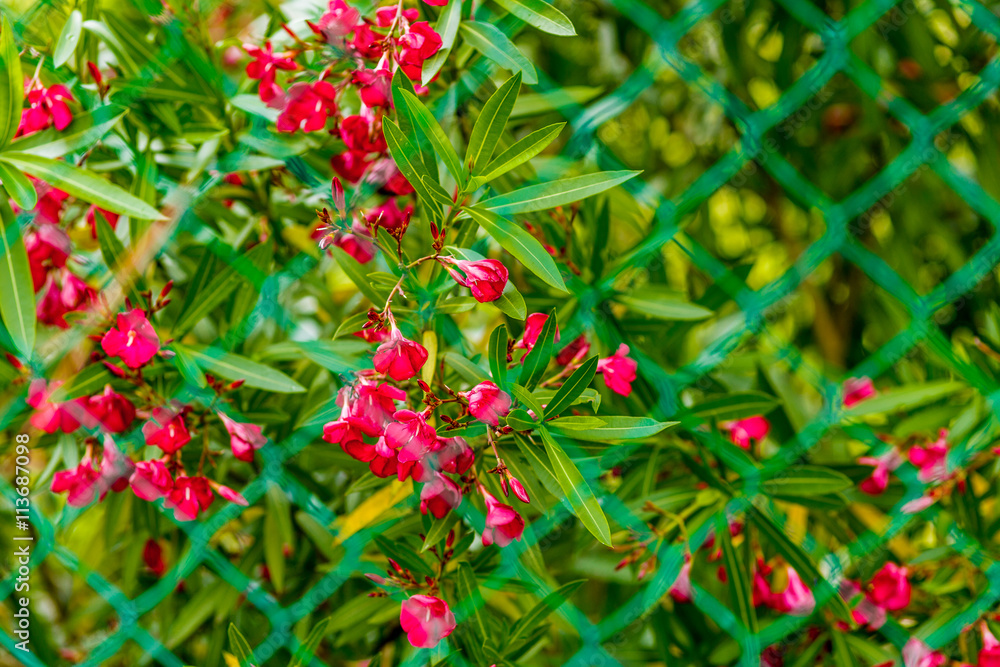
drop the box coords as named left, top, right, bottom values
left=940, top=104, right=1000, bottom=202
left=850, top=168, right=995, bottom=295
left=678, top=0, right=826, bottom=111
left=766, top=72, right=914, bottom=200
left=852, top=1, right=999, bottom=114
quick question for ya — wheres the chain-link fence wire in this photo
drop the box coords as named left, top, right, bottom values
left=1, top=0, right=999, bottom=664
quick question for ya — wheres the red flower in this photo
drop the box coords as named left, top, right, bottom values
left=142, top=405, right=192, bottom=454
left=352, top=23, right=384, bottom=59
left=556, top=335, right=591, bottom=366
left=908, top=429, right=949, bottom=483
left=376, top=6, right=419, bottom=26
left=515, top=313, right=559, bottom=353
left=19, top=84, right=75, bottom=135
left=98, top=437, right=135, bottom=494
left=331, top=150, right=373, bottom=184
left=367, top=199, right=413, bottom=233
left=25, top=225, right=71, bottom=290
left=433, top=436, right=475, bottom=475
left=858, top=449, right=902, bottom=495
left=27, top=379, right=83, bottom=434
left=101, top=308, right=160, bottom=369
left=464, top=381, right=512, bottom=426
left=867, top=562, right=910, bottom=611
left=81, top=385, right=136, bottom=433
left=213, top=481, right=250, bottom=507
left=165, top=475, right=214, bottom=522
left=980, top=624, right=1000, bottom=667
left=442, top=258, right=509, bottom=302
left=218, top=412, right=267, bottom=462
left=481, top=489, right=525, bottom=547
left=315, top=0, right=361, bottom=41
left=843, top=376, right=875, bottom=407
left=373, top=328, right=429, bottom=381
left=597, top=344, right=638, bottom=397
left=902, top=639, right=946, bottom=667
left=723, top=415, right=769, bottom=450
left=130, top=460, right=174, bottom=501
left=340, top=114, right=387, bottom=153
left=37, top=270, right=95, bottom=328
left=352, top=68, right=393, bottom=107
left=753, top=562, right=815, bottom=616
left=143, top=539, right=166, bottom=578
left=50, top=458, right=101, bottom=507
left=385, top=409, right=438, bottom=463
left=420, top=473, right=462, bottom=518
left=396, top=22, right=442, bottom=81
left=399, top=595, right=456, bottom=649
left=669, top=555, right=693, bottom=603
left=275, top=81, right=338, bottom=133
left=422, top=0, right=449, bottom=5
left=244, top=41, right=297, bottom=102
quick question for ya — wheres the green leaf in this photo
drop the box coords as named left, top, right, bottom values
left=330, top=245, right=386, bottom=305
left=228, top=624, right=255, bottom=667
left=289, top=618, right=330, bottom=667
left=507, top=580, right=585, bottom=648
left=8, top=105, right=127, bottom=159
left=264, top=490, right=287, bottom=593
left=171, top=343, right=207, bottom=388
left=183, top=345, right=306, bottom=393
left=510, top=383, right=544, bottom=416
left=843, top=380, right=965, bottom=417
left=0, top=17, right=23, bottom=150
left=492, top=0, right=575, bottom=36
left=422, top=0, right=462, bottom=85
left=399, top=89, right=463, bottom=184
left=460, top=22, right=537, bottom=85
left=0, top=153, right=162, bottom=219
left=505, top=407, right=538, bottom=431
left=475, top=122, right=565, bottom=182
left=95, top=215, right=145, bottom=304
left=750, top=508, right=852, bottom=623
left=494, top=282, right=527, bottom=320
left=717, top=514, right=758, bottom=635
left=421, top=512, right=460, bottom=552
left=534, top=387, right=601, bottom=411
left=565, top=416, right=676, bottom=441
left=540, top=428, right=612, bottom=546
left=0, top=195, right=34, bottom=357
left=382, top=119, right=443, bottom=219
left=830, top=630, right=859, bottom=667
left=479, top=171, right=640, bottom=215
left=547, top=415, right=607, bottom=431
left=514, top=433, right=562, bottom=497
left=690, top=391, right=779, bottom=422
left=173, top=243, right=271, bottom=335
left=53, top=10, right=83, bottom=68
left=464, top=206, right=566, bottom=292
left=518, top=308, right=557, bottom=388
left=444, top=351, right=490, bottom=383
left=489, top=324, right=509, bottom=389
left=455, top=562, right=487, bottom=640
left=0, top=162, right=36, bottom=210
left=465, top=71, right=522, bottom=172
left=616, top=292, right=713, bottom=321
left=759, top=466, right=853, bottom=498
left=544, top=356, right=597, bottom=418
left=374, top=535, right=435, bottom=578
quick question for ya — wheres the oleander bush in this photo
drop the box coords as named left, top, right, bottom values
left=3, top=0, right=1000, bottom=666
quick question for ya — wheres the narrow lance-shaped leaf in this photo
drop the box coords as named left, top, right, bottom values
left=289, top=618, right=331, bottom=667
left=465, top=71, right=522, bottom=173
left=400, top=89, right=464, bottom=185
left=519, top=308, right=557, bottom=389
left=507, top=580, right=586, bottom=647
left=0, top=153, right=163, bottom=219
left=0, top=191, right=34, bottom=357
left=227, top=624, right=255, bottom=667
left=9, top=105, right=127, bottom=159
left=381, top=119, right=444, bottom=220
left=493, top=0, right=576, bottom=36
left=53, top=10, right=84, bottom=68
left=717, top=513, right=758, bottom=636
left=540, top=428, right=612, bottom=546
left=463, top=206, right=567, bottom=292
left=0, top=17, right=23, bottom=149
left=456, top=562, right=488, bottom=640
left=475, top=122, right=565, bottom=182
left=184, top=346, right=306, bottom=393
left=422, top=0, right=462, bottom=85
left=489, top=324, right=509, bottom=389
left=544, top=356, right=598, bottom=419
left=460, top=22, right=538, bottom=85
left=0, top=162, right=36, bottom=210
left=479, top=170, right=640, bottom=215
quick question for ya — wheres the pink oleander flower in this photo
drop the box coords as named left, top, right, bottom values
left=352, top=68, right=393, bottom=108
left=515, top=312, right=560, bottom=353
left=385, top=409, right=438, bottom=463
left=101, top=308, right=160, bottom=369
left=130, top=459, right=174, bottom=501
left=399, top=595, right=456, bottom=649
left=352, top=23, right=383, bottom=59
left=842, top=579, right=887, bottom=630
left=50, top=457, right=100, bottom=507
left=440, top=257, right=509, bottom=302
left=165, top=475, right=214, bottom=522
left=902, top=638, right=946, bottom=667
left=464, top=381, right=512, bottom=426
left=843, top=376, right=875, bottom=407
left=432, top=436, right=475, bottom=475
left=81, top=385, right=136, bottom=433
left=669, top=555, right=693, bottom=603
left=481, top=489, right=525, bottom=547
left=753, top=562, right=815, bottom=616
left=275, top=80, right=338, bottom=133
left=420, top=473, right=462, bottom=518
left=245, top=41, right=296, bottom=101
left=421, top=0, right=449, bottom=5
left=867, top=562, right=910, bottom=612
left=979, top=623, right=1000, bottom=667
left=556, top=335, right=591, bottom=366
left=908, top=429, right=949, bottom=483
left=19, top=84, right=75, bottom=135
left=37, top=270, right=95, bottom=329
left=597, top=344, right=638, bottom=397
left=218, top=412, right=267, bottom=462
left=315, top=0, right=361, bottom=41
left=366, top=198, right=413, bottom=233
left=27, top=378, right=83, bottom=433
left=723, top=415, right=770, bottom=450
left=331, top=150, right=374, bottom=184
left=373, top=328, right=429, bottom=381
left=99, top=437, right=135, bottom=494
left=397, top=22, right=442, bottom=81
left=142, top=405, right=192, bottom=454
left=340, top=114, right=387, bottom=153
left=858, top=449, right=903, bottom=495
left=25, top=224, right=72, bottom=290
left=213, top=480, right=250, bottom=507
left=376, top=6, right=419, bottom=25
left=143, top=538, right=166, bottom=578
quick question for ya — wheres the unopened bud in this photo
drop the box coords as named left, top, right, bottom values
left=509, top=477, right=530, bottom=504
